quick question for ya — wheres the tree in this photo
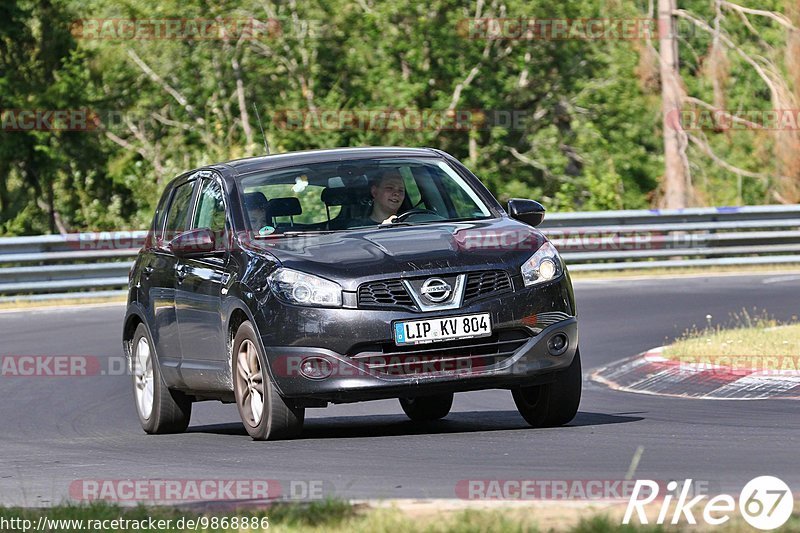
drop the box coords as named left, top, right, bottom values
left=659, top=0, right=691, bottom=208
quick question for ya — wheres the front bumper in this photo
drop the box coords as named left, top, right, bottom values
left=265, top=317, right=578, bottom=403
left=253, top=274, right=577, bottom=403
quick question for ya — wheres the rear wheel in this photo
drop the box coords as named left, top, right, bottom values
left=233, top=321, right=304, bottom=440
left=399, top=393, right=454, bottom=422
left=131, top=323, right=192, bottom=434
left=512, top=348, right=582, bottom=427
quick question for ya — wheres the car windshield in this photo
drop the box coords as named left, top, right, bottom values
left=238, top=157, right=493, bottom=235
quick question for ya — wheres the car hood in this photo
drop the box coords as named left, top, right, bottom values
left=244, top=217, right=548, bottom=291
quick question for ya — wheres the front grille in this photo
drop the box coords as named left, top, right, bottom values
left=358, top=270, right=512, bottom=311
left=348, top=329, right=531, bottom=376
left=464, top=270, right=512, bottom=303
left=358, top=280, right=415, bottom=310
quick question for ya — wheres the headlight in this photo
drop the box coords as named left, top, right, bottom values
left=268, top=268, right=342, bottom=307
left=521, top=242, right=564, bottom=287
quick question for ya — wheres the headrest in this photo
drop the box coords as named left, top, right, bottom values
left=321, top=187, right=351, bottom=206
left=243, top=192, right=269, bottom=211
left=266, top=197, right=302, bottom=217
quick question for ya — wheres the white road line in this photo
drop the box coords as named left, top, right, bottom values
left=625, top=446, right=645, bottom=480
left=574, top=269, right=800, bottom=284
left=762, top=275, right=800, bottom=284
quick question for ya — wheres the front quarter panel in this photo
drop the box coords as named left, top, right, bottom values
left=222, top=249, right=286, bottom=388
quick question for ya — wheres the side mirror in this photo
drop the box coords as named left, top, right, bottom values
left=508, top=199, right=546, bottom=227
left=169, top=228, right=220, bottom=257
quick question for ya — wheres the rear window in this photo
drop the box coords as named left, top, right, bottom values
left=249, top=181, right=339, bottom=226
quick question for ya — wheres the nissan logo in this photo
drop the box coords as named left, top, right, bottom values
left=420, top=278, right=452, bottom=303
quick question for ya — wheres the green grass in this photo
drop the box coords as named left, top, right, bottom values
left=0, top=501, right=798, bottom=532
left=0, top=295, right=126, bottom=311
left=661, top=309, right=800, bottom=370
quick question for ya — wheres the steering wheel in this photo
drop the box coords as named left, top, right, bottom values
left=394, top=208, right=442, bottom=223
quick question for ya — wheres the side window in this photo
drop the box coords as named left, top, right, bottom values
left=437, top=168, right=488, bottom=218
left=439, top=177, right=473, bottom=217
left=151, top=187, right=171, bottom=236
left=194, top=179, right=227, bottom=233
left=163, top=181, right=196, bottom=240
left=400, top=167, right=421, bottom=206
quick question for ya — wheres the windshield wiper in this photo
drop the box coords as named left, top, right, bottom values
left=253, top=230, right=336, bottom=238
left=377, top=221, right=416, bottom=228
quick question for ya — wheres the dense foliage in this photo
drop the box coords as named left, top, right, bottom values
left=0, top=0, right=796, bottom=234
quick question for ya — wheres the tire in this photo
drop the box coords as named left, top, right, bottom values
left=233, top=321, right=304, bottom=440
left=512, top=348, right=582, bottom=428
left=399, top=393, right=454, bottom=422
left=131, top=323, right=192, bottom=434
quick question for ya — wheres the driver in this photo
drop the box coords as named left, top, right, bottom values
left=368, top=169, right=406, bottom=224
left=347, top=169, right=407, bottom=227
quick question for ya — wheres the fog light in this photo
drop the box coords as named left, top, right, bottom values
left=299, top=357, right=333, bottom=379
left=547, top=333, right=569, bottom=356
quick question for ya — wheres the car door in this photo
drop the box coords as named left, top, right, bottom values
left=174, top=173, right=231, bottom=387
left=149, top=177, right=198, bottom=380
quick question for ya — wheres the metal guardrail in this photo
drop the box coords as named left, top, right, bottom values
left=0, top=205, right=798, bottom=302
left=542, top=204, right=800, bottom=271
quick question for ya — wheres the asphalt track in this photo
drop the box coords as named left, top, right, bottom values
left=1, top=273, right=798, bottom=506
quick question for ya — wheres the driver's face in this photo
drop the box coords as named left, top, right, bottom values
left=372, top=175, right=406, bottom=215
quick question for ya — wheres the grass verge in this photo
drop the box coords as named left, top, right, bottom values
left=661, top=310, right=800, bottom=370
left=569, top=263, right=800, bottom=280
left=0, top=295, right=126, bottom=311
left=0, top=500, right=798, bottom=532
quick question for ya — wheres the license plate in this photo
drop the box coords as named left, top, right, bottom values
left=393, top=313, right=492, bottom=346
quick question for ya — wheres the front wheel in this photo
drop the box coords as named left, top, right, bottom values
left=512, top=348, right=582, bottom=427
left=233, top=321, right=304, bottom=440
left=399, top=393, right=454, bottom=422
left=131, top=323, right=192, bottom=434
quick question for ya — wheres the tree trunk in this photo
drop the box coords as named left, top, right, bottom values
left=231, top=54, right=255, bottom=152
left=659, top=0, right=689, bottom=208
left=0, top=164, right=8, bottom=223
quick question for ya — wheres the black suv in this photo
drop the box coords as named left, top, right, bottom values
left=124, top=147, right=580, bottom=440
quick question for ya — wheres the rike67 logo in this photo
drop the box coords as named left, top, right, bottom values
left=624, top=476, right=794, bottom=530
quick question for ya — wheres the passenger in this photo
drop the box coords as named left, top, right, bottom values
left=248, top=205, right=267, bottom=230
left=243, top=193, right=269, bottom=232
